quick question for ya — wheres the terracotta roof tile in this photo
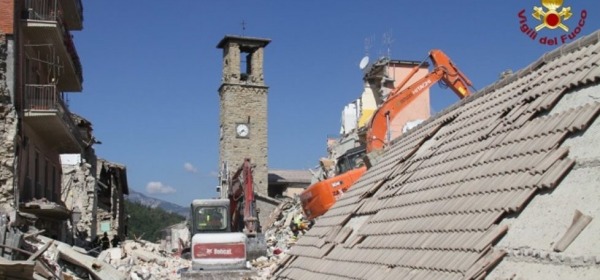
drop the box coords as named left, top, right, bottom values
left=279, top=31, right=600, bottom=280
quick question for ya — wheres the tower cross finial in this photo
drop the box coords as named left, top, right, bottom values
left=241, top=20, right=247, bottom=36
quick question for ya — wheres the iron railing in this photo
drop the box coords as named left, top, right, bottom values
left=23, top=0, right=83, bottom=84
left=24, top=0, right=60, bottom=22
left=24, top=84, right=59, bottom=111
left=24, top=84, right=84, bottom=148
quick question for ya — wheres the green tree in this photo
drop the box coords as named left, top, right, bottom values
left=125, top=200, right=186, bottom=242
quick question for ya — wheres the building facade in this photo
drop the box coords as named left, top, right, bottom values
left=0, top=0, right=128, bottom=245
left=0, top=0, right=85, bottom=239
left=362, top=58, right=431, bottom=141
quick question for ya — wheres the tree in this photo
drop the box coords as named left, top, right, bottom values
left=125, top=200, right=186, bottom=242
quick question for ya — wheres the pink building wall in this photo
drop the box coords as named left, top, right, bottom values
left=385, top=63, right=431, bottom=140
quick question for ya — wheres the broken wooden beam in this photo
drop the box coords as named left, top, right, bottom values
left=27, top=240, right=53, bottom=261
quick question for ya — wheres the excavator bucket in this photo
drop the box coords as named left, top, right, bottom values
left=246, top=233, right=267, bottom=261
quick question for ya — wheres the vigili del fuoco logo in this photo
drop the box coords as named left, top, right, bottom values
left=518, top=0, right=588, bottom=46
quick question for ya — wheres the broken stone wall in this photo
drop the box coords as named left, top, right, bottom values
left=61, top=156, right=97, bottom=246
left=96, top=160, right=128, bottom=241
left=159, top=222, right=190, bottom=254
left=0, top=32, right=17, bottom=214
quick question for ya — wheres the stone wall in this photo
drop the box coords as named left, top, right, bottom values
left=96, top=160, right=128, bottom=240
left=219, top=84, right=269, bottom=196
left=218, top=37, right=270, bottom=199
left=0, top=32, right=16, bottom=214
left=61, top=159, right=97, bottom=245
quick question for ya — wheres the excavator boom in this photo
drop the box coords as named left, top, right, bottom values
left=300, top=50, right=471, bottom=219
left=228, top=158, right=266, bottom=260
left=366, top=49, right=472, bottom=152
left=300, top=49, right=474, bottom=221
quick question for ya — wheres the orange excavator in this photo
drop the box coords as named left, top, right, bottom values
left=300, top=49, right=473, bottom=220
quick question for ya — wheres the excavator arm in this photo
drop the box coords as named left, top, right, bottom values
left=228, top=158, right=266, bottom=260
left=228, top=158, right=258, bottom=235
left=366, top=49, right=472, bottom=152
left=300, top=49, right=473, bottom=221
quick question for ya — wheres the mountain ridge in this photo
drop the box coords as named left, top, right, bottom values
left=126, top=190, right=189, bottom=218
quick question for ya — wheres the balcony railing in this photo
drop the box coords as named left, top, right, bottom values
left=23, top=0, right=83, bottom=86
left=24, top=0, right=60, bottom=22
left=24, top=0, right=84, bottom=30
left=25, top=84, right=60, bottom=111
left=24, top=84, right=84, bottom=146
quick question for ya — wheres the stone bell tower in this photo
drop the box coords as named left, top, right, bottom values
left=217, top=35, right=270, bottom=198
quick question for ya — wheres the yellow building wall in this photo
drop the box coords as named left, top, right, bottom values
left=357, top=85, right=377, bottom=128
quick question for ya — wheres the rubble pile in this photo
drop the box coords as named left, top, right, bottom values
left=251, top=197, right=309, bottom=279
left=98, top=239, right=191, bottom=280
left=1, top=197, right=307, bottom=279
left=17, top=234, right=190, bottom=280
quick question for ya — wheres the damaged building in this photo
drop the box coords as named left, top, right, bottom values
left=61, top=156, right=129, bottom=246
left=268, top=170, right=312, bottom=199
left=95, top=159, right=129, bottom=241
left=0, top=0, right=128, bottom=249
left=275, top=30, right=600, bottom=279
left=1, top=0, right=87, bottom=240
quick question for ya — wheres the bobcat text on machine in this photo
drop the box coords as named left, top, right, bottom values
left=184, top=158, right=266, bottom=275
left=300, top=49, right=474, bottom=220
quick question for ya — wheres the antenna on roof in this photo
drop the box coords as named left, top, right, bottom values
left=364, top=36, right=373, bottom=56
left=241, top=20, right=247, bottom=36
left=382, top=30, right=393, bottom=59
left=359, top=36, right=373, bottom=70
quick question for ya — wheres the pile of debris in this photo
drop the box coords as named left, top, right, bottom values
left=250, top=196, right=310, bottom=279
left=0, top=228, right=190, bottom=280
left=0, top=197, right=308, bottom=280
left=97, top=239, right=190, bottom=280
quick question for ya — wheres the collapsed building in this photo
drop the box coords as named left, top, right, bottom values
left=275, top=30, right=600, bottom=279
left=61, top=156, right=129, bottom=247
left=311, top=57, right=436, bottom=191
left=268, top=170, right=312, bottom=199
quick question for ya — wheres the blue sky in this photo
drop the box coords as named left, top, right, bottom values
left=69, top=1, right=600, bottom=206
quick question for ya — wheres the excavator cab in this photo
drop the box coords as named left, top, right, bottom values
left=193, top=205, right=228, bottom=232
left=335, top=146, right=366, bottom=175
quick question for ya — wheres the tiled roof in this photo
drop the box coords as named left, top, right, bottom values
left=276, top=30, right=600, bottom=280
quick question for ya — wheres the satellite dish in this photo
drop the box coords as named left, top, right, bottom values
left=359, top=56, right=370, bottom=70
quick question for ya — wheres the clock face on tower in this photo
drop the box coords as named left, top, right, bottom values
left=236, top=123, right=250, bottom=138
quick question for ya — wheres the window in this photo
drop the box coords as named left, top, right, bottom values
left=194, top=206, right=228, bottom=232
left=100, top=221, right=111, bottom=233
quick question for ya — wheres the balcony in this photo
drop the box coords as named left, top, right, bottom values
left=22, top=0, right=83, bottom=92
left=23, top=0, right=83, bottom=30
left=23, top=84, right=84, bottom=153
left=60, top=0, right=83, bottom=30
left=19, top=177, right=70, bottom=220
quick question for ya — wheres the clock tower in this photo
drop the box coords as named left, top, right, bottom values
left=217, top=35, right=270, bottom=198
